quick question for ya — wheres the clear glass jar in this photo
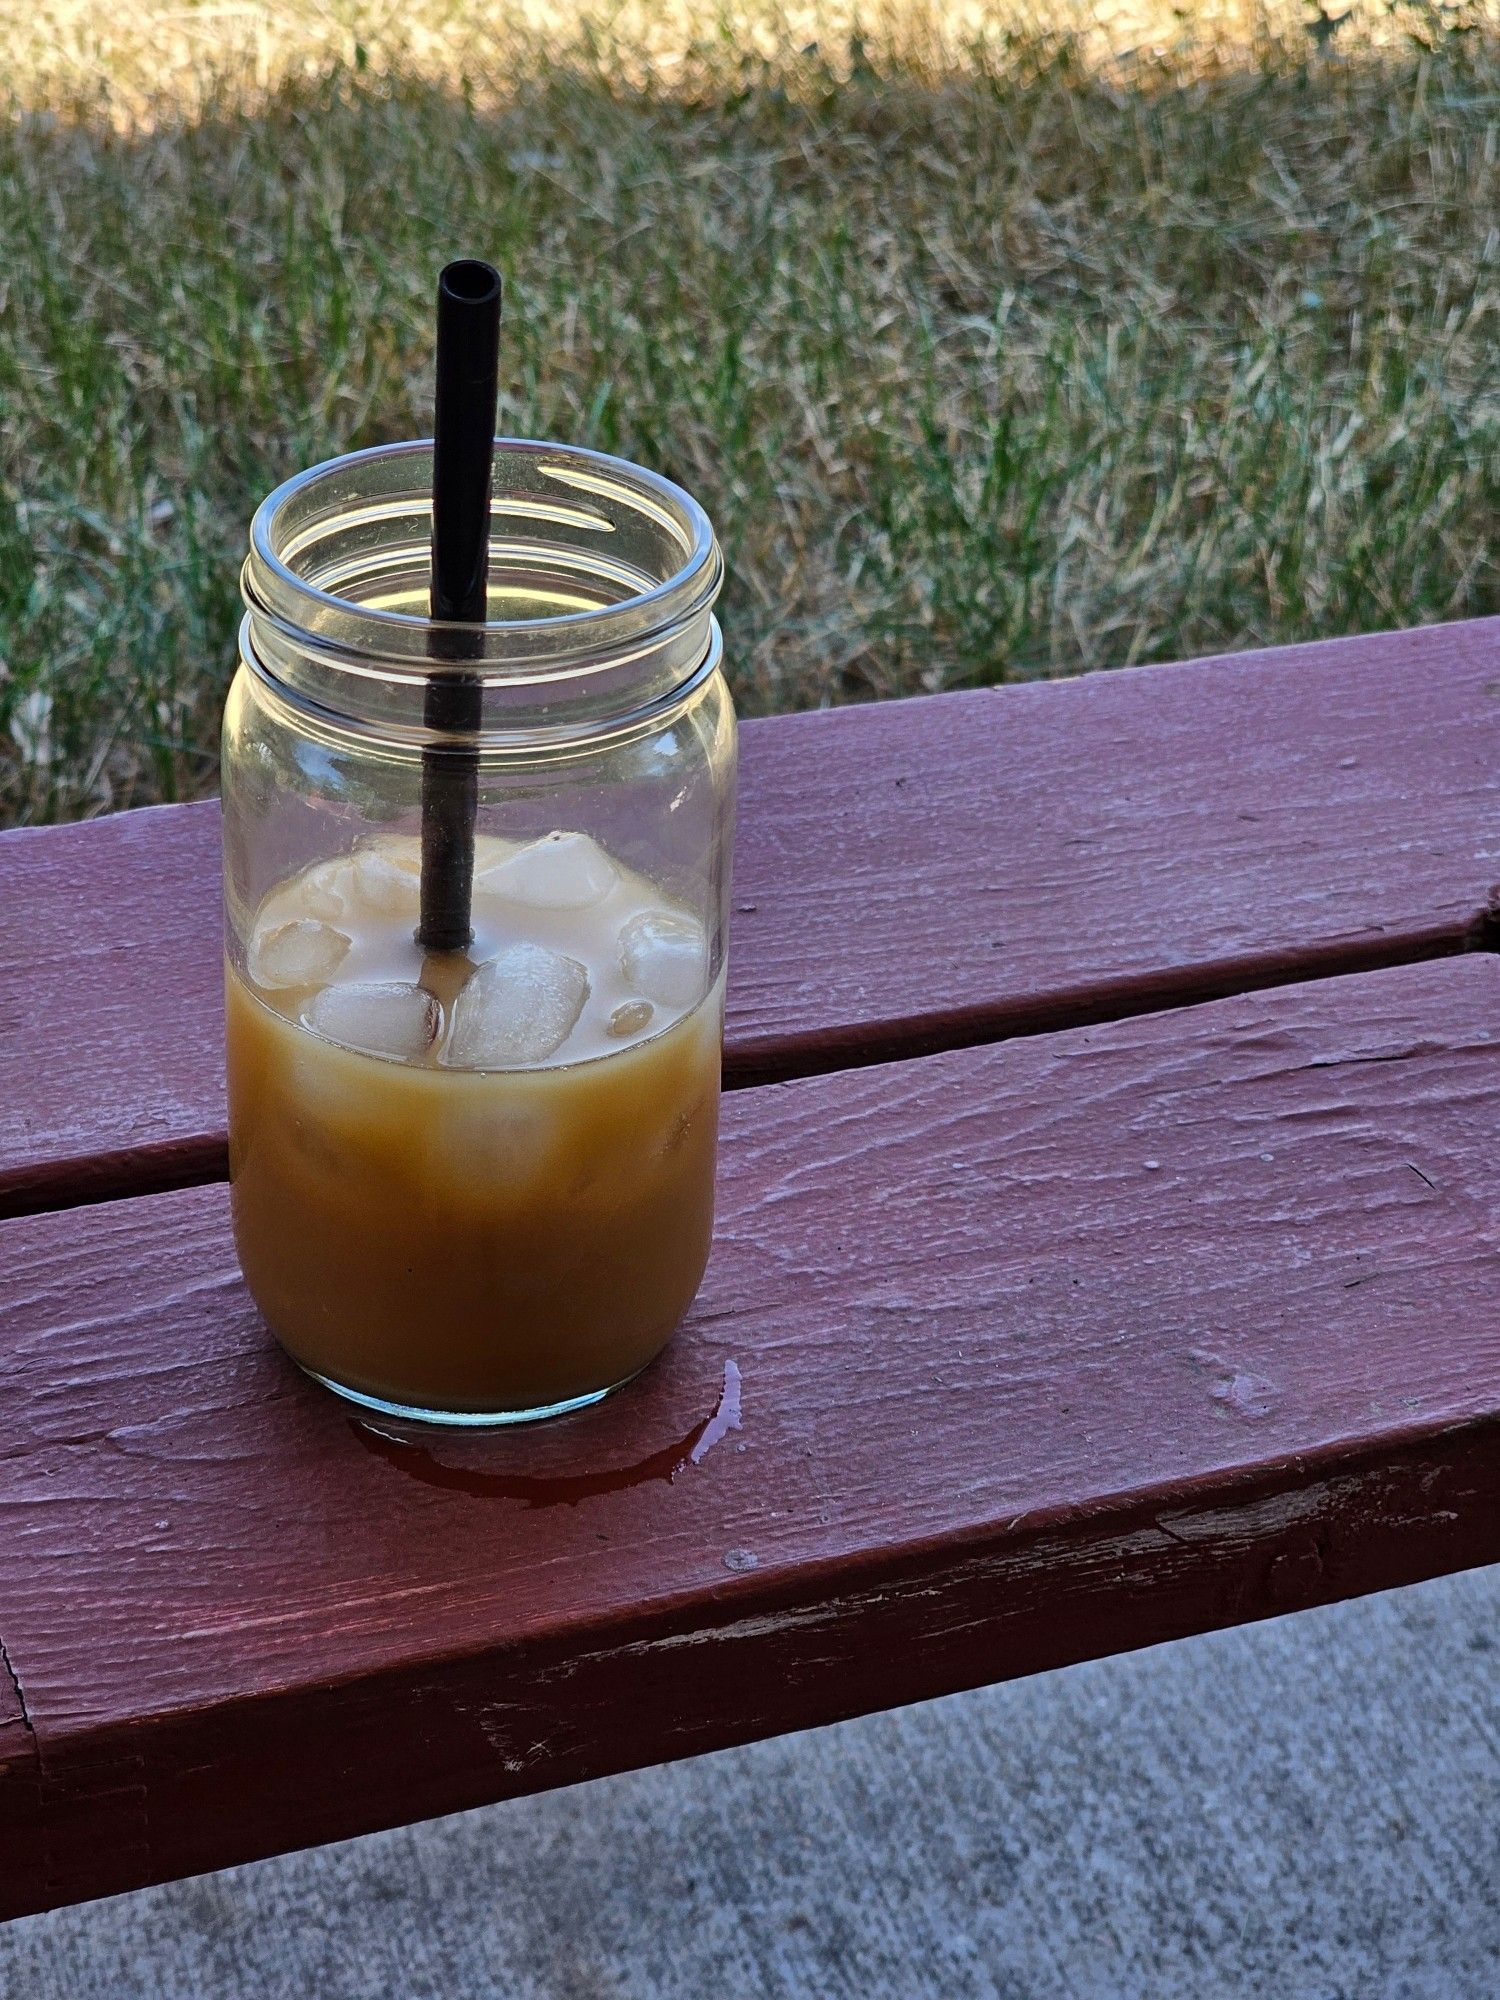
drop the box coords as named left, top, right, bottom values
left=222, top=439, right=733, bottom=1425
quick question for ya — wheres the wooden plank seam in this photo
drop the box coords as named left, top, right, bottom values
left=3, top=881, right=1498, bottom=1225
left=4, top=615, right=1498, bottom=1216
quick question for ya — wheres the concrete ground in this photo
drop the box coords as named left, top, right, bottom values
left=4, top=1566, right=1495, bottom=1999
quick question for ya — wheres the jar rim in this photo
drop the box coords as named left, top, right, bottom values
left=240, top=436, right=724, bottom=743
left=248, top=436, right=722, bottom=655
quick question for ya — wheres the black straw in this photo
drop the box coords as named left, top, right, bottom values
left=418, top=258, right=503, bottom=954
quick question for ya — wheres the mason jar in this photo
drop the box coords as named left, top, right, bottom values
left=222, top=439, right=733, bottom=1425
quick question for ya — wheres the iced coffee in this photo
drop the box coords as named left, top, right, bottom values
left=226, top=829, right=723, bottom=1421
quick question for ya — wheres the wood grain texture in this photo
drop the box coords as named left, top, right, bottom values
left=3, top=617, right=1498, bottom=1215
left=0, top=955, right=1495, bottom=1917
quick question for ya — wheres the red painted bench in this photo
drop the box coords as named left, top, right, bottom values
left=1, top=618, right=1497, bottom=1917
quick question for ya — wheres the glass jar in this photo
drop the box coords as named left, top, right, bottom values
left=222, top=439, right=733, bottom=1425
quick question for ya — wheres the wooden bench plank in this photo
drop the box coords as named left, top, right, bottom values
left=0, top=955, right=1495, bottom=1916
left=0, top=803, right=225, bottom=1215
left=2, top=618, right=1498, bottom=1217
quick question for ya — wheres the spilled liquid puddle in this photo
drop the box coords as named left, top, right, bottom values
left=352, top=1358, right=742, bottom=1507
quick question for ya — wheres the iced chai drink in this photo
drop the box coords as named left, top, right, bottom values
left=227, top=830, right=723, bottom=1421
left=224, top=431, right=733, bottom=1423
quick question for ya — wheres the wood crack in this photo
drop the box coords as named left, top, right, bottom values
left=1291, top=1045, right=1442, bottom=1074
left=1462, top=887, right=1500, bottom=953
left=0, top=1629, right=36, bottom=1747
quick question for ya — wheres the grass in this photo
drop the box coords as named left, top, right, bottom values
left=0, top=0, right=1496, bottom=824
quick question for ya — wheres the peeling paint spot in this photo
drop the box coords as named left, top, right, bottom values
left=1189, top=1348, right=1278, bottom=1419
left=691, top=1360, right=742, bottom=1465
left=1214, top=1371, right=1277, bottom=1419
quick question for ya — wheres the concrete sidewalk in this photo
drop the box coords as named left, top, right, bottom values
left=4, top=1565, right=1495, bottom=1998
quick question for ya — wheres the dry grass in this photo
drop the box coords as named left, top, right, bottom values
left=1, top=0, right=1497, bottom=822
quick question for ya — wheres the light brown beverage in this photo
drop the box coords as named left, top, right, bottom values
left=226, top=831, right=723, bottom=1421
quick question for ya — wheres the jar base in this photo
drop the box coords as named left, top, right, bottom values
left=300, top=1363, right=643, bottom=1428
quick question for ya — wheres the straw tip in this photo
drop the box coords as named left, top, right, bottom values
left=439, top=259, right=503, bottom=309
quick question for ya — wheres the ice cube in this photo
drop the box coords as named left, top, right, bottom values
left=365, top=832, right=423, bottom=870
left=303, top=980, right=440, bottom=1062
left=607, top=999, right=656, bottom=1039
left=258, top=852, right=356, bottom=928
left=487, top=831, right=616, bottom=910
left=619, top=909, right=708, bottom=1010
left=249, top=917, right=351, bottom=990
left=470, top=834, right=522, bottom=885
left=348, top=841, right=422, bottom=919
left=443, top=942, right=589, bottom=1068
left=300, top=859, right=352, bottom=922
left=256, top=859, right=350, bottom=931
